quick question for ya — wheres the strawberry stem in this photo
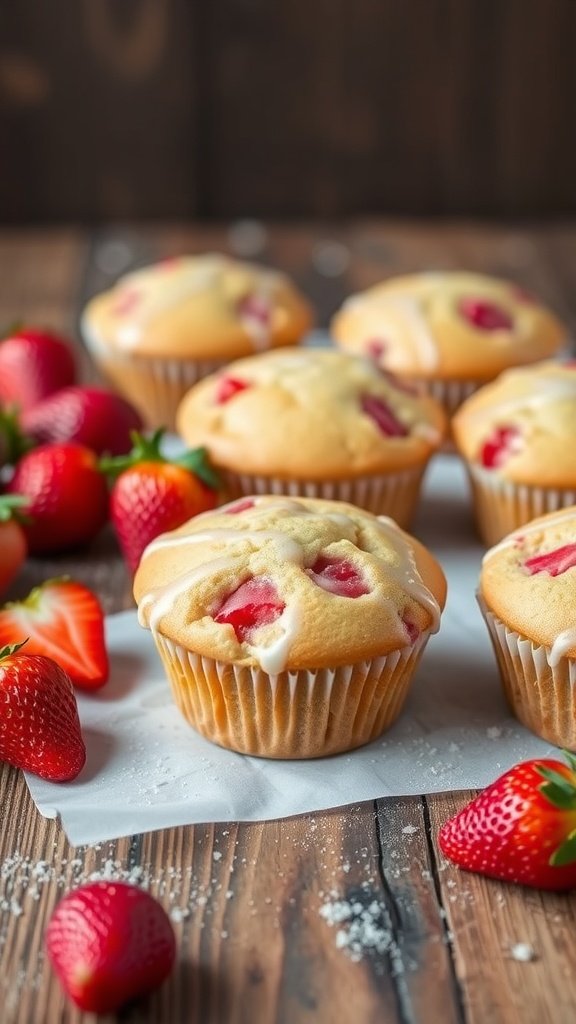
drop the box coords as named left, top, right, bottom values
left=0, top=639, right=28, bottom=659
left=99, top=429, right=220, bottom=490
left=550, top=828, right=576, bottom=868
left=0, top=494, right=30, bottom=524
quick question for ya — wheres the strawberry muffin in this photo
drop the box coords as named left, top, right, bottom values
left=176, top=349, right=447, bottom=528
left=134, top=496, right=446, bottom=758
left=453, top=360, right=576, bottom=546
left=480, top=506, right=576, bottom=749
left=331, top=272, right=565, bottom=421
left=81, top=254, right=313, bottom=429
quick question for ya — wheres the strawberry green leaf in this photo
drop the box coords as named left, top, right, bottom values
left=550, top=828, right=576, bottom=868
left=562, top=750, right=576, bottom=776
left=0, top=639, right=28, bottom=659
left=175, top=447, right=221, bottom=490
left=537, top=765, right=576, bottom=811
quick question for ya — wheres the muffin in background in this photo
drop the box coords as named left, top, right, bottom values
left=81, top=254, right=313, bottom=429
left=134, top=495, right=447, bottom=758
left=480, top=506, right=576, bottom=750
left=176, top=348, right=447, bottom=528
left=453, top=360, right=576, bottom=546
left=331, top=272, right=566, bottom=420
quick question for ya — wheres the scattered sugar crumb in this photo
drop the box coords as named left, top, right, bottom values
left=319, top=892, right=394, bottom=963
left=510, top=943, right=536, bottom=962
left=487, top=727, right=503, bottom=740
left=402, top=825, right=418, bottom=835
left=212, top=851, right=222, bottom=862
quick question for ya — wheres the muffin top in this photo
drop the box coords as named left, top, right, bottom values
left=134, top=495, right=447, bottom=671
left=176, top=348, right=447, bottom=478
left=452, top=360, right=576, bottom=487
left=82, top=254, right=313, bottom=359
left=331, top=272, right=565, bottom=381
left=481, top=506, right=576, bottom=663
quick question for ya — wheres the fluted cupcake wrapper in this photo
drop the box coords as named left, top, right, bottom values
left=479, top=597, right=576, bottom=751
left=152, top=631, right=431, bottom=759
left=465, top=463, right=576, bottom=547
left=406, top=376, right=483, bottom=419
left=220, top=465, right=427, bottom=529
left=83, top=322, right=228, bottom=430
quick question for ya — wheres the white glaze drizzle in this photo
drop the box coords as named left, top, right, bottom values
left=375, top=516, right=441, bottom=632
left=550, top=627, right=576, bottom=667
left=138, top=505, right=441, bottom=671
left=344, top=292, right=439, bottom=371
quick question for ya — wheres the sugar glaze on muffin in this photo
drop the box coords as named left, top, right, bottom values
left=135, top=495, right=446, bottom=672
left=83, top=253, right=312, bottom=359
left=332, top=272, right=565, bottom=382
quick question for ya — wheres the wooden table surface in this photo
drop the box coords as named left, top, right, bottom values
left=1, top=221, right=576, bottom=1024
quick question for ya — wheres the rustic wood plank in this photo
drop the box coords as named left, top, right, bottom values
left=427, top=792, right=576, bottom=1024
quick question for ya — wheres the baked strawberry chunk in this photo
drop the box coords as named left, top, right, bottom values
left=224, top=498, right=256, bottom=515
left=525, top=543, right=576, bottom=577
left=112, top=288, right=141, bottom=317
left=214, top=376, right=251, bottom=404
left=401, top=615, right=420, bottom=643
left=365, top=339, right=387, bottom=361
left=237, top=293, right=271, bottom=326
left=214, top=578, right=285, bottom=641
left=480, top=425, right=521, bottom=469
left=307, top=556, right=369, bottom=597
left=361, top=394, right=408, bottom=437
left=459, top=297, right=513, bottom=331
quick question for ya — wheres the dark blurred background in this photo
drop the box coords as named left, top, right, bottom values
left=1, top=0, right=575, bottom=225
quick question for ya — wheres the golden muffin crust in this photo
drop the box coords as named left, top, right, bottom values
left=176, top=349, right=447, bottom=478
left=134, top=496, right=447, bottom=671
left=453, top=360, right=576, bottom=487
left=480, top=506, right=576, bottom=661
left=82, top=254, right=313, bottom=359
left=331, top=272, right=565, bottom=381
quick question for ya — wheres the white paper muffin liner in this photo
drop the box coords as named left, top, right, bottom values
left=404, top=377, right=483, bottom=418
left=465, top=463, right=576, bottom=547
left=152, top=630, right=431, bottom=759
left=82, top=321, right=229, bottom=430
left=479, top=597, right=576, bottom=750
left=220, top=465, right=427, bottom=528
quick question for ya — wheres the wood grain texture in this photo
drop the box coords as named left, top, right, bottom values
left=2, top=223, right=576, bottom=1023
left=2, top=2, right=576, bottom=220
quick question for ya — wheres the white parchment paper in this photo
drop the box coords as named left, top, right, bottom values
left=24, top=456, right=555, bottom=845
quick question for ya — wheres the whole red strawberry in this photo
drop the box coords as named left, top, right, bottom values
left=0, top=641, right=85, bottom=781
left=102, top=430, right=219, bottom=573
left=0, top=495, right=28, bottom=598
left=46, top=881, right=176, bottom=1013
left=21, top=386, right=143, bottom=456
left=6, top=442, right=109, bottom=554
left=0, top=579, right=108, bottom=689
left=0, top=327, right=76, bottom=411
left=439, top=753, right=576, bottom=890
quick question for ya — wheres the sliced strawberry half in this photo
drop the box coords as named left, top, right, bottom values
left=459, top=297, right=513, bottom=331
left=214, top=577, right=285, bottom=642
left=214, top=376, right=252, bottom=404
left=361, top=393, right=408, bottom=438
left=479, top=425, right=522, bottom=469
left=307, top=556, right=369, bottom=598
left=0, top=580, right=109, bottom=690
left=524, top=543, right=576, bottom=577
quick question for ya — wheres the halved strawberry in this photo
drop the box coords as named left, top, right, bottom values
left=459, top=297, right=513, bottom=332
left=0, top=580, right=108, bottom=690
left=361, top=394, right=408, bottom=437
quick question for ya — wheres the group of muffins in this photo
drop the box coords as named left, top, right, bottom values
left=83, top=256, right=576, bottom=760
